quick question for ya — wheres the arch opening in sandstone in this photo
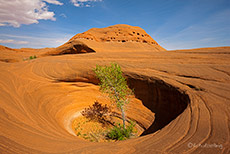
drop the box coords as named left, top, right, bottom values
left=72, top=45, right=96, bottom=54
left=49, top=44, right=96, bottom=56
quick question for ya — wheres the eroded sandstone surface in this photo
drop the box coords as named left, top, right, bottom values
left=0, top=25, right=229, bottom=153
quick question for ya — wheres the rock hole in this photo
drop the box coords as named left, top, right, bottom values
left=60, top=72, right=190, bottom=139
left=125, top=74, right=190, bottom=135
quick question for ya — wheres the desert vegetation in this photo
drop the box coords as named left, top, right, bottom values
left=72, top=63, right=137, bottom=142
left=23, top=55, right=37, bottom=61
left=73, top=101, right=137, bottom=142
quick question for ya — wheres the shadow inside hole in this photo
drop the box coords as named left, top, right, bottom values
left=125, top=73, right=190, bottom=136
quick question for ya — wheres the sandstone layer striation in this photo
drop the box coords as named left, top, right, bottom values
left=0, top=25, right=229, bottom=153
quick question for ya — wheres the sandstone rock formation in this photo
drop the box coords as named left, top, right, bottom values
left=0, top=25, right=229, bottom=153
left=43, top=24, right=166, bottom=56
left=69, top=24, right=166, bottom=52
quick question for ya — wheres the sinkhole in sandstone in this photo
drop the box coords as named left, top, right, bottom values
left=62, top=73, right=190, bottom=141
left=125, top=73, right=190, bottom=136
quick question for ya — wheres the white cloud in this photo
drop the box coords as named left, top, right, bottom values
left=0, top=39, right=14, bottom=43
left=43, top=0, right=63, bottom=5
left=71, top=0, right=102, bottom=7
left=0, top=0, right=63, bottom=28
left=0, top=39, right=29, bottom=44
left=0, top=23, right=6, bottom=26
left=163, top=9, right=230, bottom=50
left=60, top=13, right=67, bottom=18
left=15, top=41, right=29, bottom=45
left=55, top=38, right=69, bottom=44
left=0, top=33, right=73, bottom=48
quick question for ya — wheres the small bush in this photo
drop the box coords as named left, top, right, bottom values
left=29, top=55, right=37, bottom=59
left=107, top=121, right=136, bottom=141
left=81, top=101, right=111, bottom=124
left=24, top=55, right=37, bottom=61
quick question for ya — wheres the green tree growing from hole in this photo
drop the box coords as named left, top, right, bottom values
left=93, top=63, right=133, bottom=129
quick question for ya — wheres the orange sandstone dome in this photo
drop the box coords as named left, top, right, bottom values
left=71, top=24, right=163, bottom=47
left=70, top=24, right=166, bottom=52
left=46, top=24, right=166, bottom=55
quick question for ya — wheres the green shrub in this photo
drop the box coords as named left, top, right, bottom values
left=107, top=121, right=136, bottom=141
left=25, top=55, right=37, bottom=61
left=29, top=55, right=36, bottom=59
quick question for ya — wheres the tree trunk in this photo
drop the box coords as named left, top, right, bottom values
left=121, top=106, right=126, bottom=129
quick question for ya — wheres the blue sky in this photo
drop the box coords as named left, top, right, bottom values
left=0, top=0, right=229, bottom=50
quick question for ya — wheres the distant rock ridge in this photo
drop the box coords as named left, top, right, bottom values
left=0, top=45, right=15, bottom=51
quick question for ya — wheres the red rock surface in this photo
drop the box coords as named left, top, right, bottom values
left=0, top=25, right=229, bottom=153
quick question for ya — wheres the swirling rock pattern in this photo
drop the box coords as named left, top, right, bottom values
left=0, top=25, right=230, bottom=153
